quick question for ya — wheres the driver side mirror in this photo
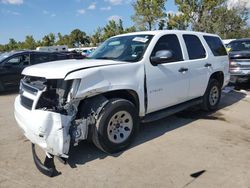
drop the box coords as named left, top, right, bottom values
left=150, top=50, right=174, bottom=66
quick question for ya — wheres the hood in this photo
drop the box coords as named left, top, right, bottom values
left=229, top=50, right=250, bottom=59
left=22, top=59, right=127, bottom=79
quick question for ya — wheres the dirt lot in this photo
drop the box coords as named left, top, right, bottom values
left=0, top=86, right=250, bottom=188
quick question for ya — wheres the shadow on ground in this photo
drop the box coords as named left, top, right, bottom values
left=67, top=88, right=247, bottom=168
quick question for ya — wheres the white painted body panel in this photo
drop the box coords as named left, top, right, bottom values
left=22, top=59, right=127, bottom=79
left=14, top=30, right=230, bottom=157
left=14, top=96, right=72, bottom=156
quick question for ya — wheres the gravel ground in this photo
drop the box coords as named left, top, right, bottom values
left=0, top=86, right=250, bottom=188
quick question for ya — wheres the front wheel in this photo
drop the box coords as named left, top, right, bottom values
left=202, top=79, right=221, bottom=111
left=92, top=98, right=139, bottom=154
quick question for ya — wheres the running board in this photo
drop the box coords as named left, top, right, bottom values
left=141, top=97, right=202, bottom=123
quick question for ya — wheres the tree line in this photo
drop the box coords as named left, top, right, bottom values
left=0, top=0, right=249, bottom=52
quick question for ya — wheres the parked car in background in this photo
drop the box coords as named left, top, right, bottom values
left=0, top=50, right=84, bottom=92
left=227, top=38, right=250, bottom=84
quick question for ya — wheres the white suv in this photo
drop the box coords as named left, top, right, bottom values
left=14, top=30, right=230, bottom=176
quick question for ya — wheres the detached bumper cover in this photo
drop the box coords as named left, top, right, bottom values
left=14, top=95, right=72, bottom=156
left=32, top=144, right=59, bottom=177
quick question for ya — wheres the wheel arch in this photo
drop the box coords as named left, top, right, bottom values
left=209, top=71, right=224, bottom=88
left=76, top=89, right=140, bottom=118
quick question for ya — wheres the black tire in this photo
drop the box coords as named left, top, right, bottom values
left=202, top=79, right=221, bottom=111
left=91, top=98, right=139, bottom=154
left=0, top=80, right=4, bottom=92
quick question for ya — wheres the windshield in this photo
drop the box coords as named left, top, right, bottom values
left=90, top=34, right=153, bottom=62
left=0, top=52, right=11, bottom=62
left=228, top=40, right=250, bottom=52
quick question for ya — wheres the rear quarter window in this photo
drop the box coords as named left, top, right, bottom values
left=203, top=36, right=227, bottom=56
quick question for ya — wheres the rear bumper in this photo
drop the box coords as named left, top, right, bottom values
left=14, top=95, right=72, bottom=157
left=229, top=69, right=250, bottom=83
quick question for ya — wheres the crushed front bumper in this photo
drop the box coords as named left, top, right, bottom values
left=14, top=95, right=72, bottom=157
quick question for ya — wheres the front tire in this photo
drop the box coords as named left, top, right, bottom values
left=202, top=79, right=221, bottom=111
left=92, top=98, right=139, bottom=154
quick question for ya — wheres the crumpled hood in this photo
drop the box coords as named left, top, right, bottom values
left=22, top=59, right=127, bottom=79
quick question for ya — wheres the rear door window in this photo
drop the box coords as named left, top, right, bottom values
left=31, top=53, right=50, bottom=65
left=203, top=36, right=227, bottom=56
left=183, top=35, right=206, bottom=60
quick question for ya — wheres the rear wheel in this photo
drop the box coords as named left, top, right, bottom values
left=92, top=98, right=139, bottom=153
left=202, top=79, right=221, bottom=111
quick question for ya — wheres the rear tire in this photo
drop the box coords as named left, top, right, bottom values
left=202, top=79, right=221, bottom=111
left=92, top=98, right=139, bottom=154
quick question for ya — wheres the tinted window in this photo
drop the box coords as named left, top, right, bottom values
left=204, top=36, right=227, bottom=55
left=183, top=35, right=206, bottom=60
left=151, top=34, right=183, bottom=62
left=31, top=53, right=51, bottom=65
left=5, top=54, right=30, bottom=66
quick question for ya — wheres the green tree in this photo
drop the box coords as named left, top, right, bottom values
left=131, top=0, right=166, bottom=30
left=7, top=38, right=18, bottom=50
left=23, top=35, right=36, bottom=49
left=69, top=29, right=90, bottom=47
left=168, top=0, right=249, bottom=38
left=90, top=27, right=103, bottom=46
left=103, top=19, right=125, bottom=40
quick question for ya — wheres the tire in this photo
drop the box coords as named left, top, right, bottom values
left=0, top=80, right=4, bottom=92
left=91, top=98, right=139, bottom=154
left=202, top=79, right=221, bottom=111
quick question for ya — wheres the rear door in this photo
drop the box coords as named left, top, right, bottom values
left=145, top=34, right=190, bottom=113
left=182, top=34, right=210, bottom=99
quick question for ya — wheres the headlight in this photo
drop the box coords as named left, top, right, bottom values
left=67, top=79, right=81, bottom=101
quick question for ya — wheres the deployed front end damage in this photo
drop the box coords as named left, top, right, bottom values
left=14, top=76, right=89, bottom=176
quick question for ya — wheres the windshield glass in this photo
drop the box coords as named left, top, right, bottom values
left=0, top=52, right=11, bottom=62
left=90, top=34, right=153, bottom=62
left=228, top=40, right=250, bottom=52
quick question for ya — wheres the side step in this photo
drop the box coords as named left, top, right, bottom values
left=141, top=97, right=202, bottom=123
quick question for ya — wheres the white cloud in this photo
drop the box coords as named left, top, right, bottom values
left=1, top=0, right=23, bottom=5
left=227, top=0, right=250, bottom=9
left=77, top=9, right=85, bottom=14
left=43, top=10, right=56, bottom=17
left=1, top=9, right=20, bottom=15
left=88, top=2, right=96, bottom=10
left=100, top=6, right=111, bottom=11
left=166, top=10, right=183, bottom=16
left=43, top=10, right=49, bottom=15
left=105, top=0, right=123, bottom=5
left=108, top=15, right=122, bottom=22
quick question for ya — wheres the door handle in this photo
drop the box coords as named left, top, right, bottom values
left=178, top=67, right=188, bottom=72
left=204, top=63, right=212, bottom=67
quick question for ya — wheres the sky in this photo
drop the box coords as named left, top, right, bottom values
left=0, top=0, right=178, bottom=44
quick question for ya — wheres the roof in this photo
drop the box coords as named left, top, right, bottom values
left=115, top=30, right=219, bottom=38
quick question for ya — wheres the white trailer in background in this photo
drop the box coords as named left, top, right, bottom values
left=36, top=45, right=68, bottom=52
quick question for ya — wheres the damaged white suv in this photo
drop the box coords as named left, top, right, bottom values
left=14, top=30, right=230, bottom=176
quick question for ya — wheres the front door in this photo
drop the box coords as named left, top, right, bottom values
left=145, top=34, right=189, bottom=114
left=1, top=53, right=30, bottom=89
